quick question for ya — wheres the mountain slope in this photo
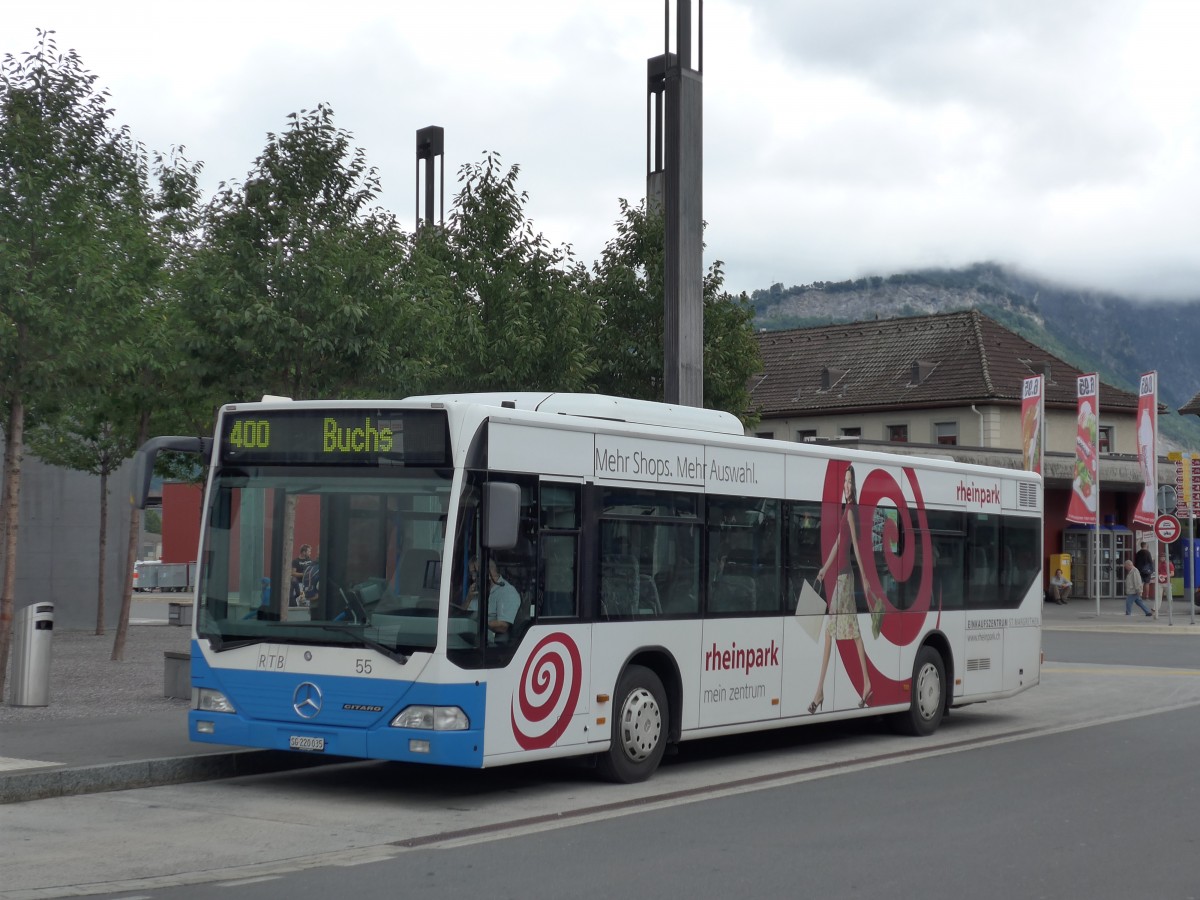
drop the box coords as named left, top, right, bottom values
left=750, top=263, right=1200, bottom=449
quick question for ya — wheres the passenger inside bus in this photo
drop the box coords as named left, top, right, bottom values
left=300, top=549, right=320, bottom=606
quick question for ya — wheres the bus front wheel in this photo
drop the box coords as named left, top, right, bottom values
left=892, top=645, right=945, bottom=737
left=597, top=665, right=667, bottom=783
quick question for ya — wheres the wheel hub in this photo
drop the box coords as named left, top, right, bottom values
left=915, top=662, right=941, bottom=720
left=618, top=687, right=662, bottom=761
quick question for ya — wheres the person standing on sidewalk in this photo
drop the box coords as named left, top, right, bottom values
left=1155, top=556, right=1175, bottom=619
left=1124, top=559, right=1152, bottom=616
left=1135, top=541, right=1155, bottom=603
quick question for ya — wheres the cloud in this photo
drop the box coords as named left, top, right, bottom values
left=7, top=0, right=1200, bottom=300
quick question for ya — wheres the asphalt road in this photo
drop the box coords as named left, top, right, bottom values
left=137, top=712, right=1200, bottom=900
left=1045, top=629, right=1200, bottom=669
left=5, top=628, right=1199, bottom=900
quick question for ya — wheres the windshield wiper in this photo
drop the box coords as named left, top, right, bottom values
left=206, top=631, right=327, bottom=654
left=319, top=624, right=410, bottom=665
left=206, top=633, right=269, bottom=653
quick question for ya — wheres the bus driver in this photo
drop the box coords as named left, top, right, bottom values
left=455, top=558, right=520, bottom=642
left=484, top=559, right=520, bottom=642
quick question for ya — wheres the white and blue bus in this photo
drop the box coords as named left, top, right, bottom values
left=134, top=392, right=1042, bottom=782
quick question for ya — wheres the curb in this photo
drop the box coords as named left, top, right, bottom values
left=1044, top=623, right=1200, bottom=635
left=0, top=750, right=352, bottom=805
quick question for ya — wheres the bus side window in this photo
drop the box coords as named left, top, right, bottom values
left=784, top=501, right=822, bottom=612
left=598, top=488, right=699, bottom=619
left=1002, top=517, right=1040, bottom=608
left=658, top=524, right=700, bottom=615
left=966, top=514, right=1000, bottom=608
left=601, top=551, right=641, bottom=617
left=539, top=482, right=581, bottom=618
left=542, top=534, right=577, bottom=617
left=706, top=496, right=779, bottom=615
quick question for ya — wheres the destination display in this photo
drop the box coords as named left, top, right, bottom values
left=219, top=408, right=451, bottom=466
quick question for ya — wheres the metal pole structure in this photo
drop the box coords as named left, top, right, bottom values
left=415, top=126, right=445, bottom=231
left=1166, top=537, right=1174, bottom=625
left=649, top=0, right=704, bottom=407
left=1185, top=511, right=1195, bottom=628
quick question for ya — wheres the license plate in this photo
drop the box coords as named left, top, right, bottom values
left=289, top=735, right=325, bottom=752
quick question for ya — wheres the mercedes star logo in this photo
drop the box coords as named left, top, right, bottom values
left=292, top=682, right=323, bottom=719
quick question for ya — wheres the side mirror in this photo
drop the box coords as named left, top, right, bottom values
left=130, top=436, right=213, bottom=509
left=483, top=482, right=520, bottom=550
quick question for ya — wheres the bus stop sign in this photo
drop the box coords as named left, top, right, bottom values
left=1155, top=514, right=1182, bottom=544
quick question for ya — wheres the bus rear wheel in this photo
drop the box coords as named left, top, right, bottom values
left=597, top=665, right=667, bottom=783
left=891, top=645, right=945, bottom=737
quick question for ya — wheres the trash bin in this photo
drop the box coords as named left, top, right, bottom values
left=11, top=602, right=53, bottom=707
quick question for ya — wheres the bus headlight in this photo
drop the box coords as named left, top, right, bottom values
left=391, top=705, right=469, bottom=731
left=193, top=688, right=237, bottom=714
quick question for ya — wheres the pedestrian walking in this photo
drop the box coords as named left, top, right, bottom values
left=1124, top=559, right=1152, bottom=616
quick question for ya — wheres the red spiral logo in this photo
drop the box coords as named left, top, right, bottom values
left=821, top=461, right=936, bottom=706
left=856, top=467, right=933, bottom=646
left=511, top=632, right=582, bottom=750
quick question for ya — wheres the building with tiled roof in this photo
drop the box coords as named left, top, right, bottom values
left=749, top=310, right=1169, bottom=601
left=750, top=309, right=1139, bottom=452
left=1178, top=391, right=1200, bottom=417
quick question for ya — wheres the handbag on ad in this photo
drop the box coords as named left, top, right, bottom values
left=795, top=579, right=826, bottom=641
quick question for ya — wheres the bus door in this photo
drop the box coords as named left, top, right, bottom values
left=502, top=476, right=593, bottom=755
left=452, top=471, right=594, bottom=759
left=699, top=494, right=783, bottom=728
left=925, top=509, right=967, bottom=699
left=962, top=512, right=1006, bottom=695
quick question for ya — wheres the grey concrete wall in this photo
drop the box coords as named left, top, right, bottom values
left=2, top=454, right=136, bottom=632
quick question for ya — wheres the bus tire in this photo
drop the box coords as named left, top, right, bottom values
left=597, top=665, right=667, bottom=783
left=891, top=645, right=945, bottom=737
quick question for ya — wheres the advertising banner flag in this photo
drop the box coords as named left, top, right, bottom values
left=1020, top=375, right=1045, bottom=474
left=1134, top=371, right=1158, bottom=527
left=1067, top=374, right=1100, bottom=525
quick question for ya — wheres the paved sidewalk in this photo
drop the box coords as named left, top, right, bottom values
left=2, top=593, right=1198, bottom=804
left=1041, top=592, right=1200, bottom=632
left=0, top=611, right=330, bottom=804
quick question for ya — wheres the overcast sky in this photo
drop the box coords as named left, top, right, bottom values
left=6, top=1, right=1199, bottom=299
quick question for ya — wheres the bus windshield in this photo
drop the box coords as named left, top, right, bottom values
left=197, top=466, right=454, bottom=657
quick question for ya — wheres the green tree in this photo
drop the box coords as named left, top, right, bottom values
left=27, top=147, right=205, bottom=653
left=112, top=149, right=208, bottom=660
left=410, top=153, right=597, bottom=393
left=587, top=200, right=761, bottom=420
left=0, top=32, right=156, bottom=697
left=183, top=104, right=419, bottom=403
